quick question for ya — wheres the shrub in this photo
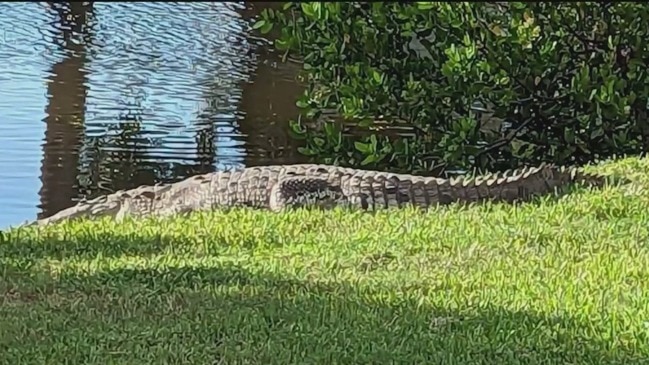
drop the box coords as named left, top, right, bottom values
left=256, top=2, right=649, bottom=173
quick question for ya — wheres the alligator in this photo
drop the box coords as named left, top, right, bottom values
left=23, top=163, right=619, bottom=227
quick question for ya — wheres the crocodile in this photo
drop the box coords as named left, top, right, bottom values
left=23, top=162, right=618, bottom=227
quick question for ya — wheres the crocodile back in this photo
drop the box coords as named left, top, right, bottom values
left=285, top=163, right=611, bottom=209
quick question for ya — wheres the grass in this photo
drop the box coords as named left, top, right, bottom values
left=1, top=157, right=649, bottom=364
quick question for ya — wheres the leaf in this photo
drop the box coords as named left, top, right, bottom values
left=590, top=128, right=604, bottom=139
left=252, top=20, right=266, bottom=30
left=416, top=2, right=435, bottom=10
left=324, top=122, right=335, bottom=135
left=297, top=147, right=317, bottom=156
left=296, top=99, right=309, bottom=108
left=370, top=134, right=378, bottom=147
left=260, top=22, right=274, bottom=34
left=360, top=154, right=378, bottom=166
left=354, top=141, right=371, bottom=154
left=523, top=10, right=535, bottom=26
left=489, top=23, right=505, bottom=37
left=372, top=70, right=382, bottom=83
left=564, top=128, right=575, bottom=143
left=288, top=119, right=306, bottom=134
left=312, top=2, right=323, bottom=19
left=313, top=137, right=326, bottom=147
left=275, top=39, right=288, bottom=50
left=301, top=3, right=316, bottom=18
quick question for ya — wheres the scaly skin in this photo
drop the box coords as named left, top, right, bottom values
left=23, top=163, right=618, bottom=227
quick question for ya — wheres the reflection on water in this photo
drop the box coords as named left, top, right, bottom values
left=0, top=2, right=307, bottom=228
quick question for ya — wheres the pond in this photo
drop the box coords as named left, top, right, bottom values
left=0, top=2, right=308, bottom=229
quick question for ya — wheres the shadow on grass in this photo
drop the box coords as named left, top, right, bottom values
left=0, top=227, right=646, bottom=364
left=0, top=222, right=215, bottom=262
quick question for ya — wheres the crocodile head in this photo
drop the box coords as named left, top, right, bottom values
left=32, top=195, right=124, bottom=226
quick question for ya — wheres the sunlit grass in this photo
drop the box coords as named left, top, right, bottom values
left=1, top=156, right=649, bottom=364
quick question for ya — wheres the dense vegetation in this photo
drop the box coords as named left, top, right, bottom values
left=256, top=2, right=649, bottom=174
left=1, top=157, right=648, bottom=364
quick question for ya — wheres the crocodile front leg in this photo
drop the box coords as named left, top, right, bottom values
left=269, top=176, right=356, bottom=211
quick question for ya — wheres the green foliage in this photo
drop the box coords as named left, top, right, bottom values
left=257, top=2, right=649, bottom=172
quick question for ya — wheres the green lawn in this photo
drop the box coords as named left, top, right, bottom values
left=1, top=157, right=649, bottom=364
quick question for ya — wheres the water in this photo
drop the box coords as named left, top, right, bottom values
left=0, top=2, right=308, bottom=228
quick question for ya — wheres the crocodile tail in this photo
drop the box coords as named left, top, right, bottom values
left=445, top=163, right=616, bottom=205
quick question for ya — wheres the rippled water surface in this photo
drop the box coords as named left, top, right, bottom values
left=0, top=2, right=306, bottom=228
